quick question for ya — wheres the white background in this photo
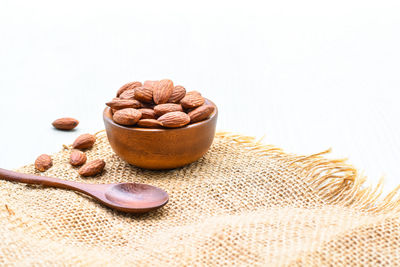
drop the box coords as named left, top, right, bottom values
left=1, top=0, right=399, bottom=193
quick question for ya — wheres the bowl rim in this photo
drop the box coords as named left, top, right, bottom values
left=103, top=99, right=218, bottom=132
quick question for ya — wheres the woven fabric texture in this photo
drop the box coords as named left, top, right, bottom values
left=1, top=132, right=400, bottom=266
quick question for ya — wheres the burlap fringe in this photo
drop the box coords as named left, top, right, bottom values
left=216, top=132, right=400, bottom=214
left=67, top=130, right=399, bottom=213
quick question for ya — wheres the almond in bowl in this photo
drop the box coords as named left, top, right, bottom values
left=103, top=79, right=218, bottom=170
left=105, top=79, right=215, bottom=128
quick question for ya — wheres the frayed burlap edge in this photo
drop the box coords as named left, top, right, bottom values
left=214, top=131, right=399, bottom=215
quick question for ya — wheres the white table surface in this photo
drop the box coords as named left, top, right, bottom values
left=1, top=0, right=399, bottom=195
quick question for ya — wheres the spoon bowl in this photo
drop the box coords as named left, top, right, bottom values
left=103, top=183, right=169, bottom=213
left=0, top=168, right=169, bottom=213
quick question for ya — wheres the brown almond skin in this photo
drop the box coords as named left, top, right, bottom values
left=143, top=80, right=158, bottom=89
left=35, top=154, right=53, bottom=172
left=188, top=105, right=215, bottom=123
left=153, top=79, right=174, bottom=104
left=119, top=89, right=136, bottom=100
left=70, top=150, right=87, bottom=166
left=134, top=86, right=153, bottom=103
left=106, top=99, right=141, bottom=110
left=154, top=103, right=183, bottom=117
left=113, top=108, right=142, bottom=126
left=158, top=111, right=190, bottom=128
left=187, top=90, right=201, bottom=96
left=168, top=85, right=186, bottom=103
left=78, top=159, right=105, bottom=177
left=180, top=91, right=205, bottom=109
left=52, top=118, right=79, bottom=130
left=137, top=119, right=163, bottom=128
left=116, top=81, right=142, bottom=97
left=72, top=134, right=96, bottom=150
left=138, top=108, right=156, bottom=119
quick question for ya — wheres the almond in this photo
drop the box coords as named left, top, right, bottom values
left=134, top=86, right=153, bottom=103
left=113, top=108, right=142, bottom=126
left=158, top=111, right=190, bottom=128
left=35, top=154, right=53, bottom=172
left=168, top=85, right=186, bottom=103
left=187, top=90, right=201, bottom=96
left=138, top=108, right=156, bottom=119
left=119, top=89, right=136, bottom=100
left=106, top=99, right=141, bottom=110
left=154, top=103, right=183, bottom=117
left=153, top=79, right=174, bottom=104
left=70, top=150, right=87, bottom=166
left=78, top=159, right=105, bottom=177
left=116, top=81, right=142, bottom=97
left=72, top=134, right=96, bottom=150
left=180, top=91, right=205, bottom=109
left=143, top=80, right=158, bottom=89
left=52, top=117, right=79, bottom=130
left=137, top=119, right=162, bottom=128
left=188, top=105, right=215, bottom=123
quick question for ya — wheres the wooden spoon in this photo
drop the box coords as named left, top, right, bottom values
left=0, top=168, right=169, bottom=213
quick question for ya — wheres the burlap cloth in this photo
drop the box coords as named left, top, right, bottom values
left=1, top=131, right=400, bottom=266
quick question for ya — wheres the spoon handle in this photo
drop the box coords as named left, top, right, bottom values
left=0, top=168, right=89, bottom=194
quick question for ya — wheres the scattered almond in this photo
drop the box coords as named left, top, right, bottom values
left=188, top=105, right=215, bottom=123
left=134, top=86, right=153, bottom=103
left=113, top=108, right=142, bottom=126
left=116, top=81, right=142, bottom=97
left=78, top=159, right=105, bottom=177
left=158, top=111, right=190, bottom=128
left=153, top=79, right=174, bottom=104
left=168, top=85, right=186, bottom=103
left=35, top=154, right=53, bottom=172
left=180, top=91, right=205, bottom=109
left=139, top=108, right=156, bottom=119
left=137, top=119, right=163, bottom=128
left=154, top=103, right=183, bottom=117
left=70, top=150, right=87, bottom=166
left=72, top=134, right=96, bottom=150
left=52, top=118, right=79, bottom=130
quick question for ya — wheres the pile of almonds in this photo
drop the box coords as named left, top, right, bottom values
left=35, top=133, right=105, bottom=177
left=106, top=79, right=215, bottom=128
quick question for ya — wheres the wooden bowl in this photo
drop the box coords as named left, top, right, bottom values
left=103, top=99, right=218, bottom=170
